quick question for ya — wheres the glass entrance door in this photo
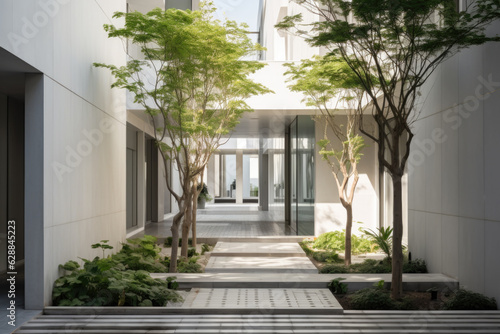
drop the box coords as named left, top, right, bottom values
left=289, top=116, right=315, bottom=235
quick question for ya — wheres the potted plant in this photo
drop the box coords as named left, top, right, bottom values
left=197, top=183, right=212, bottom=209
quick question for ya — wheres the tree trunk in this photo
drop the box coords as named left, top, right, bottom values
left=169, top=210, right=184, bottom=273
left=391, top=173, right=404, bottom=299
left=191, top=194, right=198, bottom=247
left=344, top=204, right=353, bottom=265
left=180, top=190, right=193, bottom=258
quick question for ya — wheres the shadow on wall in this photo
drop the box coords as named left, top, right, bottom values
left=315, top=174, right=378, bottom=236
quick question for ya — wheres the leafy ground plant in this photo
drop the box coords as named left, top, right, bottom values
left=328, top=278, right=348, bottom=294
left=53, top=236, right=181, bottom=306
left=442, top=289, right=497, bottom=310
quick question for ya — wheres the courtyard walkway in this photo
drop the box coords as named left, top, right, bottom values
left=140, top=204, right=292, bottom=238
left=13, top=206, right=500, bottom=333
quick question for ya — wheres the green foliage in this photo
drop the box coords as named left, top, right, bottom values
left=350, top=259, right=391, bottom=274
left=321, top=258, right=424, bottom=274
left=374, top=280, right=385, bottom=290
left=197, top=183, right=212, bottom=202
left=91, top=240, right=114, bottom=258
left=442, top=289, right=497, bottom=310
left=350, top=287, right=395, bottom=310
left=187, top=247, right=198, bottom=258
left=312, top=251, right=341, bottom=263
left=363, top=227, right=393, bottom=260
left=320, top=264, right=349, bottom=274
left=59, top=260, right=80, bottom=272
left=166, top=276, right=179, bottom=290
left=164, top=237, right=192, bottom=248
left=328, top=278, right=348, bottom=294
left=201, top=243, right=211, bottom=255
left=53, top=236, right=181, bottom=306
left=403, top=259, right=428, bottom=273
left=177, top=257, right=202, bottom=273
left=313, top=230, right=373, bottom=254
left=53, top=257, right=180, bottom=307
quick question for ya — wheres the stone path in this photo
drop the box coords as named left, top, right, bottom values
left=205, top=241, right=317, bottom=273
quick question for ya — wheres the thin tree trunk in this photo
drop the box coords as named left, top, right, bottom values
left=180, top=190, right=193, bottom=258
left=169, top=210, right=184, bottom=273
left=191, top=193, right=198, bottom=247
left=391, top=173, right=404, bottom=299
left=344, top=204, right=353, bottom=265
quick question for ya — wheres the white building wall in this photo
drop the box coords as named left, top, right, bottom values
left=0, top=0, right=127, bottom=307
left=314, top=116, right=379, bottom=236
left=408, top=20, right=500, bottom=305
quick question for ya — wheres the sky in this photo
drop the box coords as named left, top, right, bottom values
left=212, top=0, right=261, bottom=31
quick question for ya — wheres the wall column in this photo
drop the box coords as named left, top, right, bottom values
left=25, top=74, right=45, bottom=309
left=207, top=155, right=216, bottom=203
left=259, top=139, right=269, bottom=211
left=236, top=149, right=243, bottom=204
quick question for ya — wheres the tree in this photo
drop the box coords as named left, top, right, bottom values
left=96, top=5, right=269, bottom=272
left=285, top=56, right=365, bottom=265
left=277, top=0, right=500, bottom=298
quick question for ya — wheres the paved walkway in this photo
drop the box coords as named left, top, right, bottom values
left=140, top=204, right=293, bottom=238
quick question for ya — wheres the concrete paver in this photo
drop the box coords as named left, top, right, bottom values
left=211, top=242, right=306, bottom=257
left=205, top=256, right=318, bottom=273
left=182, top=288, right=343, bottom=314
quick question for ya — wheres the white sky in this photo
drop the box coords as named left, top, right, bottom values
left=213, top=0, right=261, bottom=31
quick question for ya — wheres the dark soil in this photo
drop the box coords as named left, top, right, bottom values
left=335, top=291, right=447, bottom=310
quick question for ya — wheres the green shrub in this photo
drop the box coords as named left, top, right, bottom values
left=299, top=241, right=314, bottom=256
left=320, top=264, right=349, bottom=274
left=201, top=244, right=211, bottom=255
left=187, top=247, right=198, bottom=258
left=403, top=259, right=428, bottom=273
left=350, top=259, right=391, bottom=273
left=350, top=287, right=395, bottom=310
left=53, top=257, right=181, bottom=307
left=177, top=257, right=202, bottom=273
left=164, top=237, right=193, bottom=247
left=113, top=235, right=168, bottom=273
left=312, top=251, right=341, bottom=263
left=313, top=231, right=344, bottom=251
left=328, top=278, right=348, bottom=294
left=363, top=227, right=392, bottom=260
left=442, top=289, right=497, bottom=310
left=53, top=236, right=182, bottom=307
left=313, top=230, right=373, bottom=254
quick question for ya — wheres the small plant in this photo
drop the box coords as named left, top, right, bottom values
left=313, top=230, right=372, bottom=254
left=197, top=183, right=213, bottom=202
left=164, top=237, right=193, bottom=248
left=374, top=280, right=385, bottom=290
left=442, top=289, right=497, bottom=310
left=201, top=243, right=211, bottom=255
left=91, top=240, right=114, bottom=258
left=320, top=264, right=349, bottom=274
left=363, top=226, right=393, bottom=260
left=312, top=251, right=341, bottom=263
left=403, top=258, right=428, bottom=273
left=350, top=287, right=395, bottom=310
left=166, top=276, right=179, bottom=290
left=328, top=278, right=348, bottom=294
left=187, top=247, right=198, bottom=258
left=177, top=257, right=202, bottom=273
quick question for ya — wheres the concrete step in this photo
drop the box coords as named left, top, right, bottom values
left=150, top=273, right=459, bottom=291
left=198, top=236, right=307, bottom=244
left=204, top=256, right=318, bottom=273
left=210, top=242, right=307, bottom=257
left=16, top=311, right=500, bottom=333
